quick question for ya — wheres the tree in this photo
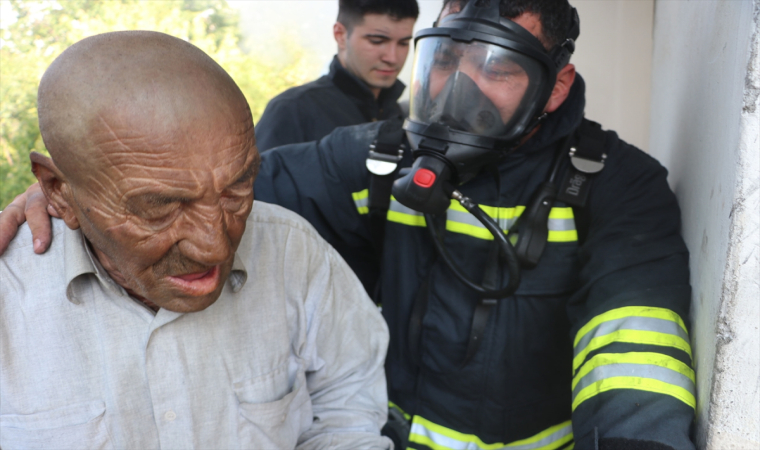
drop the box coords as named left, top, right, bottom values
left=0, top=0, right=317, bottom=208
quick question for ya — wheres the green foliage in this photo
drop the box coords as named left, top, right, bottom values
left=0, top=0, right=317, bottom=208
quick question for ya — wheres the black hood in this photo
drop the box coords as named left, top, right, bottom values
left=515, top=73, right=586, bottom=155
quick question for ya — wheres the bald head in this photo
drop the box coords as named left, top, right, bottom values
left=32, top=31, right=259, bottom=312
left=38, top=30, right=252, bottom=179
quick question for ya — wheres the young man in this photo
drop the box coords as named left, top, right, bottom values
left=254, top=0, right=418, bottom=151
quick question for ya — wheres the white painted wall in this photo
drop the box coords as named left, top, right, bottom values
left=572, top=0, right=653, bottom=152
left=649, top=0, right=760, bottom=447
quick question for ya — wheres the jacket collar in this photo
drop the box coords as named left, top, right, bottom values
left=328, top=55, right=406, bottom=109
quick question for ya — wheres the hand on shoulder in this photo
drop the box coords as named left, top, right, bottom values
left=0, top=183, right=57, bottom=256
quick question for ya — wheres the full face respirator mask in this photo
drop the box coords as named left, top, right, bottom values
left=391, top=0, right=579, bottom=297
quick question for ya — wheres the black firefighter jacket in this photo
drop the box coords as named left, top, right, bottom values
left=254, top=75, right=696, bottom=450
left=254, top=55, right=406, bottom=152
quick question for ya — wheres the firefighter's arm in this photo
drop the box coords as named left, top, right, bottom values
left=255, top=122, right=386, bottom=291
left=567, top=138, right=696, bottom=450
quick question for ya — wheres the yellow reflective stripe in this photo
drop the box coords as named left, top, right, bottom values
left=446, top=219, right=495, bottom=240
left=379, top=197, right=576, bottom=242
left=572, top=376, right=696, bottom=411
left=444, top=221, right=578, bottom=243
left=448, top=201, right=525, bottom=220
left=352, top=189, right=369, bottom=214
left=387, top=210, right=426, bottom=227
left=574, top=307, right=688, bottom=348
left=572, top=352, right=695, bottom=390
left=408, top=416, right=572, bottom=450
left=572, top=330, right=692, bottom=372
left=447, top=204, right=574, bottom=221
left=352, top=189, right=369, bottom=201
left=389, top=401, right=411, bottom=420
left=547, top=229, right=578, bottom=242
left=548, top=208, right=574, bottom=219
left=505, top=421, right=572, bottom=449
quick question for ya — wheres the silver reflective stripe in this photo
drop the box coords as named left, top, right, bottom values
left=409, top=420, right=572, bottom=450
left=354, top=196, right=368, bottom=210
left=409, top=422, right=469, bottom=450
left=506, top=423, right=572, bottom=450
left=572, top=363, right=696, bottom=400
left=447, top=209, right=574, bottom=233
left=574, top=316, right=690, bottom=358
left=389, top=199, right=424, bottom=216
left=547, top=217, right=576, bottom=231
left=447, top=209, right=517, bottom=231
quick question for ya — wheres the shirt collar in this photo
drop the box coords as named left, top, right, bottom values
left=62, top=224, right=250, bottom=303
left=328, top=55, right=406, bottom=108
left=63, top=225, right=104, bottom=304
left=229, top=251, right=247, bottom=293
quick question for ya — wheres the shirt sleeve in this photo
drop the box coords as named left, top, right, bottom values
left=567, top=137, right=696, bottom=450
left=295, top=236, right=392, bottom=450
left=255, top=97, right=308, bottom=152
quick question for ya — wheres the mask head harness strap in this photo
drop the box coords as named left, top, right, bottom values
left=549, top=7, right=580, bottom=69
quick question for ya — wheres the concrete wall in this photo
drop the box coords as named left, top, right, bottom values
left=649, top=0, right=760, bottom=447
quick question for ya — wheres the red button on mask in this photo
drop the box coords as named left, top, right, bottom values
left=413, top=169, right=436, bottom=188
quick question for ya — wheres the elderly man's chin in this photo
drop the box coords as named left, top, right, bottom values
left=143, top=262, right=233, bottom=313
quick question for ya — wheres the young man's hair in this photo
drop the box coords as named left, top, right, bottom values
left=442, top=0, right=574, bottom=50
left=337, top=0, right=420, bottom=32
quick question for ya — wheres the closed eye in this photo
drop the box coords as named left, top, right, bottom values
left=366, top=34, right=390, bottom=45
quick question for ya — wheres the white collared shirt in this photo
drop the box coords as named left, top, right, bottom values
left=0, top=201, right=391, bottom=449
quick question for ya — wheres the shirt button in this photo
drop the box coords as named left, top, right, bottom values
left=165, top=410, right=177, bottom=421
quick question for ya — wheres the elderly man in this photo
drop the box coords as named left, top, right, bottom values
left=0, top=31, right=391, bottom=449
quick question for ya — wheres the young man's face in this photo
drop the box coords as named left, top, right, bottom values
left=335, top=13, right=415, bottom=98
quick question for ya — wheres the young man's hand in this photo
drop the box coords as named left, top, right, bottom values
left=0, top=183, right=57, bottom=256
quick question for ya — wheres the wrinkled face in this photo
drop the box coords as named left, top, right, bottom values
left=70, top=107, right=257, bottom=313
left=341, top=13, right=415, bottom=96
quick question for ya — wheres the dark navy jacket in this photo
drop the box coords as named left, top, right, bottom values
left=255, top=76, right=696, bottom=450
left=254, top=56, right=405, bottom=152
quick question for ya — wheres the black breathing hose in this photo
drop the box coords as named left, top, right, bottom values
left=425, top=190, right=521, bottom=298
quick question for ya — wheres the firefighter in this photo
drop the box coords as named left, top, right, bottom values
left=257, top=1, right=696, bottom=448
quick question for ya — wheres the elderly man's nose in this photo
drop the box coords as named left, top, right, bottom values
left=178, top=209, right=232, bottom=266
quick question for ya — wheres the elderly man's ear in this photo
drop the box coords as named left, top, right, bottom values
left=30, top=152, right=80, bottom=230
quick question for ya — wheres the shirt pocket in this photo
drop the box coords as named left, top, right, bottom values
left=235, top=369, right=313, bottom=449
left=0, top=400, right=112, bottom=450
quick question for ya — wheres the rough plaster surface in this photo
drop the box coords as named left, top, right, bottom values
left=705, top=2, right=760, bottom=447
left=650, top=0, right=759, bottom=448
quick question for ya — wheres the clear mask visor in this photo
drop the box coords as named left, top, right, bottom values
left=410, top=36, right=546, bottom=138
